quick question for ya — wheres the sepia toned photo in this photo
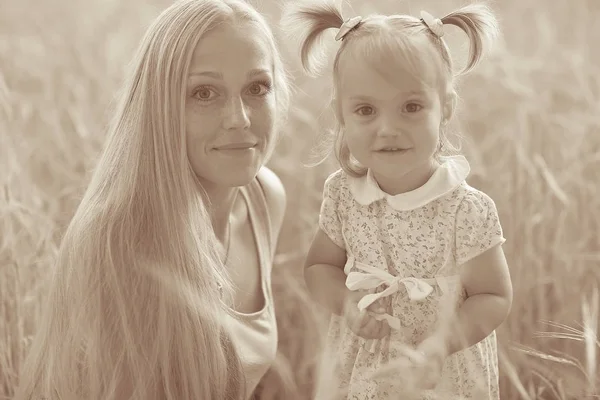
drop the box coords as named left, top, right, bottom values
left=1, top=0, right=598, bottom=399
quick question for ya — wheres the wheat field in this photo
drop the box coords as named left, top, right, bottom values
left=1, top=0, right=599, bottom=399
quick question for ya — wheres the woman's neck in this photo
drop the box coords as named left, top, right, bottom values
left=201, top=182, right=240, bottom=243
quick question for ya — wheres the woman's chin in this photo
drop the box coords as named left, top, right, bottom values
left=194, top=160, right=264, bottom=190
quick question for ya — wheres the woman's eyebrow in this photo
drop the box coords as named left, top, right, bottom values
left=188, top=68, right=271, bottom=79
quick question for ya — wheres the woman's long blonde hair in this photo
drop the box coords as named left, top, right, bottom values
left=14, top=1, right=289, bottom=399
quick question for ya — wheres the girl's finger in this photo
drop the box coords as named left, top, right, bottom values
left=361, top=317, right=385, bottom=339
left=366, top=298, right=386, bottom=314
left=363, top=316, right=380, bottom=331
left=349, top=308, right=368, bottom=333
left=356, top=318, right=375, bottom=338
left=377, top=320, right=391, bottom=338
left=357, top=308, right=370, bottom=328
left=373, top=319, right=391, bottom=339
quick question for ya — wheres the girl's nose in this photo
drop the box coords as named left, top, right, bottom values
left=376, top=115, right=401, bottom=137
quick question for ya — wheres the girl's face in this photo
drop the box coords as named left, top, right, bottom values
left=337, top=50, right=449, bottom=194
left=185, top=22, right=277, bottom=189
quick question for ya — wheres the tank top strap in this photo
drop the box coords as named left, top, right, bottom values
left=240, top=174, right=274, bottom=290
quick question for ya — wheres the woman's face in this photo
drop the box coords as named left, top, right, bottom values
left=185, top=22, right=277, bottom=189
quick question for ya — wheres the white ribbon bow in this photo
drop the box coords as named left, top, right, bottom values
left=347, top=261, right=436, bottom=305
left=345, top=260, right=438, bottom=331
left=344, top=257, right=461, bottom=353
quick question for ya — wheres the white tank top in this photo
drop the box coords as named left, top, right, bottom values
left=225, top=175, right=278, bottom=399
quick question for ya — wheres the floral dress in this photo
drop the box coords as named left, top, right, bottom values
left=319, top=155, right=506, bottom=399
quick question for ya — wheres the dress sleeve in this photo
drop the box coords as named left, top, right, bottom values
left=454, top=191, right=506, bottom=265
left=318, top=172, right=346, bottom=249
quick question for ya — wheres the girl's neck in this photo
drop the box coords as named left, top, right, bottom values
left=373, top=159, right=439, bottom=196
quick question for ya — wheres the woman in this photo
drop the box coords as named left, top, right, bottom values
left=14, top=0, right=309, bottom=399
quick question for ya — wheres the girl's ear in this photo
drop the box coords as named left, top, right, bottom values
left=442, top=91, right=457, bottom=125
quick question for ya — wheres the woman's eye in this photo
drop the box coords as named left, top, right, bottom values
left=405, top=103, right=423, bottom=113
left=247, top=81, right=272, bottom=96
left=356, top=106, right=374, bottom=116
left=194, top=87, right=217, bottom=101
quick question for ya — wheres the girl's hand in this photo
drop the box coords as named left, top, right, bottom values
left=411, top=333, right=449, bottom=390
left=342, top=290, right=391, bottom=340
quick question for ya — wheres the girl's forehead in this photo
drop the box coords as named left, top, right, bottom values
left=337, top=44, right=441, bottom=98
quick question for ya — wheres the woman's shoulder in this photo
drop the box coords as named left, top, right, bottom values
left=255, top=167, right=286, bottom=231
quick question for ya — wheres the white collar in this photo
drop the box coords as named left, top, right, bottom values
left=348, top=155, right=470, bottom=211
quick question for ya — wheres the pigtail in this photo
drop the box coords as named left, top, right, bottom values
left=280, top=0, right=344, bottom=76
left=441, top=3, right=500, bottom=75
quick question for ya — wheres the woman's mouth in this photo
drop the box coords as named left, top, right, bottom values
left=214, top=142, right=257, bottom=150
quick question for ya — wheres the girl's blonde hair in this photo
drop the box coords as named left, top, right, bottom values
left=14, top=1, right=289, bottom=399
left=282, top=0, right=499, bottom=176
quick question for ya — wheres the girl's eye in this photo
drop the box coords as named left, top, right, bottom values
left=247, top=81, right=272, bottom=96
left=193, top=86, right=217, bottom=101
left=356, top=106, right=374, bottom=116
left=405, top=103, right=423, bottom=113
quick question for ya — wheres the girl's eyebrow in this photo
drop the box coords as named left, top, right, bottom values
left=348, top=95, right=375, bottom=102
left=348, top=90, right=429, bottom=102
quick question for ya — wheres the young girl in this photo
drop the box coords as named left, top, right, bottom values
left=283, top=1, right=513, bottom=399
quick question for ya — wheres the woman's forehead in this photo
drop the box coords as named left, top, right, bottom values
left=189, top=23, right=273, bottom=77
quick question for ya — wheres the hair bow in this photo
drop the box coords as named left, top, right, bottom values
left=420, top=10, right=444, bottom=38
left=335, top=15, right=362, bottom=41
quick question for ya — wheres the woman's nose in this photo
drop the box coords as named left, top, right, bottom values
left=222, top=96, right=250, bottom=130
